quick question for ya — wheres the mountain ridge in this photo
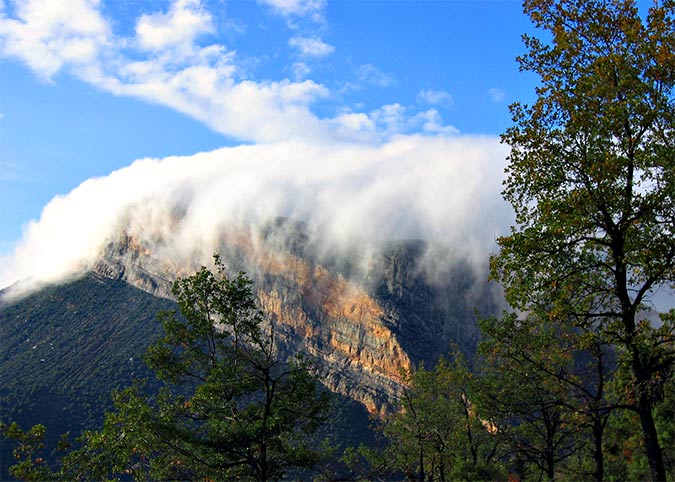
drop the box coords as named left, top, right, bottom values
left=89, top=219, right=499, bottom=412
left=1, top=219, right=500, bottom=478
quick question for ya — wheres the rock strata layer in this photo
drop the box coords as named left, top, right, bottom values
left=93, top=221, right=497, bottom=413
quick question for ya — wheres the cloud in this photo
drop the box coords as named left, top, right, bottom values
left=0, top=0, right=336, bottom=143
left=257, top=0, right=326, bottom=21
left=487, top=87, right=505, bottom=102
left=0, top=0, right=510, bottom=297
left=367, top=104, right=458, bottom=137
left=369, top=103, right=406, bottom=135
left=111, top=63, right=332, bottom=143
left=332, top=111, right=374, bottom=133
left=288, top=35, right=334, bottom=58
left=0, top=0, right=110, bottom=79
left=291, top=61, right=310, bottom=80
left=0, top=136, right=512, bottom=292
left=0, top=160, right=41, bottom=183
left=418, top=89, right=453, bottom=107
left=135, top=0, right=213, bottom=52
left=413, top=109, right=459, bottom=135
left=0, top=0, right=442, bottom=144
left=356, top=63, right=394, bottom=87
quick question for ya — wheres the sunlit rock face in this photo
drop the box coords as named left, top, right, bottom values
left=93, top=219, right=499, bottom=414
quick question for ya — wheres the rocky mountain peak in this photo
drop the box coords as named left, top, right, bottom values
left=92, top=219, right=499, bottom=413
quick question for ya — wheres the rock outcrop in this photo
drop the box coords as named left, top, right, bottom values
left=93, top=219, right=499, bottom=413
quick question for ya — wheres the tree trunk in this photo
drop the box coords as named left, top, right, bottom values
left=591, top=417, right=604, bottom=482
left=418, top=436, right=425, bottom=482
left=545, top=457, right=555, bottom=482
left=618, top=268, right=666, bottom=481
left=633, top=364, right=666, bottom=482
left=638, top=405, right=665, bottom=482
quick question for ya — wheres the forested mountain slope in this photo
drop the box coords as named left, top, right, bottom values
left=0, top=274, right=174, bottom=478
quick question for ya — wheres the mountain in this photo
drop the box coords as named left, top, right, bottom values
left=92, top=218, right=500, bottom=412
left=0, top=274, right=174, bottom=478
left=1, top=219, right=500, bottom=477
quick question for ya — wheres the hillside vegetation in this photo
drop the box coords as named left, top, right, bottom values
left=0, top=274, right=174, bottom=479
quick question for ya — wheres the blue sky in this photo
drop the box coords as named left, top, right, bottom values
left=0, top=0, right=539, bottom=253
left=0, top=0, right=549, bottom=289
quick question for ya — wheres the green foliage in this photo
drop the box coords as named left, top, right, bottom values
left=3, top=256, right=330, bottom=481
left=349, top=352, right=507, bottom=482
left=478, top=316, right=575, bottom=481
left=603, top=357, right=675, bottom=481
left=0, top=422, right=55, bottom=481
left=77, top=255, right=329, bottom=481
left=493, top=0, right=675, bottom=479
left=478, top=313, right=628, bottom=481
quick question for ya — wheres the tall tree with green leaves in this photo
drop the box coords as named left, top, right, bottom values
left=602, top=359, right=675, bottom=481
left=492, top=0, right=675, bottom=479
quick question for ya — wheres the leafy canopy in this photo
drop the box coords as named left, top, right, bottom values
left=493, top=1, right=675, bottom=480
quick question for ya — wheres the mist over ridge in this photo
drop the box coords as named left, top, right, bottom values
left=0, top=134, right=511, bottom=297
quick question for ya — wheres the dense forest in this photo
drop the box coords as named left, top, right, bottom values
left=2, top=0, right=675, bottom=480
left=2, top=261, right=673, bottom=481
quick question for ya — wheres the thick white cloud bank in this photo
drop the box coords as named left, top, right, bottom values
left=0, top=136, right=511, bottom=291
left=0, top=0, right=513, bottom=294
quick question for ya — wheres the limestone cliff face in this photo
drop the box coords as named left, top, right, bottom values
left=93, top=220, right=497, bottom=413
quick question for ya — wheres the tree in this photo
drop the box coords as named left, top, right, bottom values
left=603, top=361, right=675, bottom=481
left=492, top=1, right=675, bottom=479
left=0, top=423, right=55, bottom=482
left=478, top=313, right=628, bottom=481
left=3, top=255, right=329, bottom=481
left=477, top=316, right=578, bottom=481
left=350, top=353, right=506, bottom=482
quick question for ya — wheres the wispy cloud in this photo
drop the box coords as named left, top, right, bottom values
left=291, top=61, right=311, bottom=80
left=0, top=0, right=457, bottom=144
left=417, top=89, right=453, bottom=107
left=368, top=104, right=458, bottom=137
left=487, top=87, right=505, bottom=102
left=0, top=0, right=332, bottom=143
left=356, top=63, right=394, bottom=87
left=0, top=0, right=110, bottom=80
left=256, top=0, right=326, bottom=22
left=0, top=0, right=512, bottom=297
left=0, top=160, right=42, bottom=183
left=289, top=35, right=334, bottom=58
